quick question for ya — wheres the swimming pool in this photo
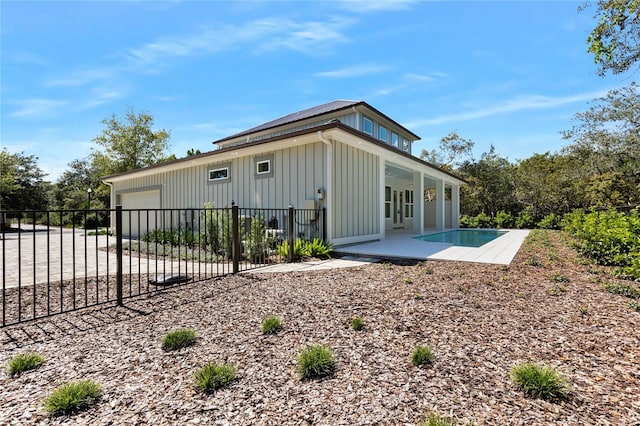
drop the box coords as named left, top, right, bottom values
left=414, top=229, right=507, bottom=248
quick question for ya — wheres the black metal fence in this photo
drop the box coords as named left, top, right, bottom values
left=1, top=206, right=325, bottom=327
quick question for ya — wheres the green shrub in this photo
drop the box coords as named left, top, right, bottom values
left=630, top=301, right=640, bottom=311
left=261, top=316, right=282, bottom=335
left=526, top=256, right=543, bottom=266
left=161, top=328, right=197, bottom=351
left=495, top=210, right=515, bottom=229
left=194, top=362, right=237, bottom=394
left=418, top=411, right=456, bottom=426
left=201, top=203, right=233, bottom=259
left=550, top=273, right=570, bottom=283
left=602, top=282, right=640, bottom=298
left=537, top=213, right=561, bottom=230
left=276, top=239, right=307, bottom=260
left=411, top=344, right=434, bottom=367
left=246, top=214, right=267, bottom=262
left=296, top=344, right=335, bottom=380
left=43, top=380, right=102, bottom=416
left=305, top=238, right=333, bottom=258
left=516, top=207, right=536, bottom=229
left=351, top=316, right=364, bottom=331
left=510, top=362, right=568, bottom=400
left=7, top=352, right=45, bottom=377
left=548, top=284, right=567, bottom=296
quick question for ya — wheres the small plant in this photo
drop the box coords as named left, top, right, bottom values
left=351, top=316, right=364, bottom=331
left=415, top=293, right=424, bottom=300
left=42, top=380, right=102, bottom=416
left=296, top=344, right=335, bottom=380
left=305, top=238, right=334, bottom=258
left=548, top=284, right=567, bottom=296
left=630, top=301, right=640, bottom=311
left=510, top=362, right=569, bottom=400
left=194, top=362, right=237, bottom=394
left=424, top=266, right=434, bottom=274
left=404, top=277, right=413, bottom=284
left=550, top=273, right=570, bottom=283
left=418, top=411, right=456, bottom=426
left=578, top=306, right=589, bottom=316
left=411, top=344, right=434, bottom=367
left=261, top=316, right=282, bottom=335
left=161, top=328, right=197, bottom=351
left=7, top=352, right=45, bottom=377
left=603, top=282, right=640, bottom=299
left=526, top=256, right=542, bottom=266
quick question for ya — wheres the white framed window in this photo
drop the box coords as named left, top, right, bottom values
left=385, top=186, right=391, bottom=219
left=363, top=117, right=373, bottom=136
left=402, top=138, right=411, bottom=153
left=391, top=132, right=399, bottom=148
left=208, top=166, right=229, bottom=182
left=257, top=160, right=270, bottom=174
left=379, top=126, right=388, bottom=142
left=404, top=189, right=414, bottom=218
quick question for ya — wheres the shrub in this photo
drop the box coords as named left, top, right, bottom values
left=550, top=273, right=570, bottom=283
left=537, top=213, right=561, bottom=230
left=42, top=380, right=102, bottom=416
left=351, top=316, right=364, bottom=331
left=194, top=362, right=237, bottom=394
left=161, top=328, right=197, bottom=351
left=276, top=239, right=307, bottom=260
left=510, top=362, right=568, bottom=400
left=418, top=411, right=456, bottom=426
left=548, top=284, right=567, bottom=296
left=602, top=282, right=640, bottom=298
left=261, top=316, right=282, bottom=335
left=246, top=214, right=267, bottom=262
left=297, top=344, right=335, bottom=380
left=630, top=301, right=640, bottom=311
left=516, top=207, right=536, bottom=229
left=201, top=203, right=233, bottom=259
left=305, top=238, right=333, bottom=258
left=7, top=352, right=45, bottom=377
left=495, top=210, right=515, bottom=229
left=411, top=344, right=434, bottom=367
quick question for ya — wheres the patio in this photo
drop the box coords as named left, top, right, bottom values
left=334, top=229, right=530, bottom=265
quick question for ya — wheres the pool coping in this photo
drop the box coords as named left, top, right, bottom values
left=334, top=229, right=530, bottom=265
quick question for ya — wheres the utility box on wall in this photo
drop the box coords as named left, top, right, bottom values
left=304, top=199, right=317, bottom=210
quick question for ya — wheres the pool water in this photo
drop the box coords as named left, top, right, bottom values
left=414, top=230, right=507, bottom=247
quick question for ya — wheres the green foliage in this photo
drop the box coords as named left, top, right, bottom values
left=305, top=238, right=334, bottom=258
left=247, top=214, right=267, bottom=262
left=417, top=412, right=456, bottom=426
left=351, top=316, right=364, bottom=331
left=420, top=131, right=474, bottom=170
left=161, top=328, right=197, bottom=351
left=261, top=316, right=282, bottom=335
left=550, top=273, right=570, bottom=283
left=276, top=239, right=307, bottom=260
left=201, top=203, right=233, bottom=259
left=515, top=206, right=536, bottom=229
left=495, top=210, right=514, bottom=228
left=459, top=212, right=493, bottom=228
left=537, top=213, right=561, bottom=230
left=585, top=0, right=640, bottom=76
left=411, top=344, right=435, bottom=367
left=0, top=148, right=50, bottom=211
left=510, top=363, right=569, bottom=400
left=548, top=284, right=567, bottom=296
left=42, top=380, right=102, bottom=416
left=143, top=229, right=197, bottom=247
left=602, top=282, right=640, bottom=298
left=194, top=362, right=237, bottom=394
left=630, top=301, right=640, bottom=311
left=7, top=352, right=45, bottom=377
left=296, top=344, right=335, bottom=380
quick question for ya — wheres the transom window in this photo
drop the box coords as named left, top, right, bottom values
left=363, top=117, right=373, bottom=136
left=257, top=159, right=271, bottom=174
left=209, top=167, right=229, bottom=181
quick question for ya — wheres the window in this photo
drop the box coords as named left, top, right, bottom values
left=391, top=132, right=399, bottom=148
left=378, top=126, right=388, bottom=142
left=404, top=190, right=414, bottom=218
left=208, top=167, right=229, bottom=181
left=402, top=138, right=411, bottom=154
left=363, top=117, right=373, bottom=136
left=254, top=154, right=274, bottom=178
left=257, top=160, right=270, bottom=174
left=385, top=186, right=391, bottom=219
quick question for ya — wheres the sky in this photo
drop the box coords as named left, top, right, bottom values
left=1, top=0, right=634, bottom=181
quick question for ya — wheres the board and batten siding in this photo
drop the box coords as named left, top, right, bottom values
left=113, top=142, right=326, bottom=211
left=331, top=141, right=380, bottom=241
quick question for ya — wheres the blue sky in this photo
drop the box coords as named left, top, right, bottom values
left=1, top=1, right=632, bottom=181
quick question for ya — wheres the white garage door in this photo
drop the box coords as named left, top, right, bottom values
left=121, top=190, right=161, bottom=238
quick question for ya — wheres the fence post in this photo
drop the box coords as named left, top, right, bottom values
left=116, top=205, right=123, bottom=306
left=232, top=205, right=239, bottom=274
left=288, top=206, right=295, bottom=263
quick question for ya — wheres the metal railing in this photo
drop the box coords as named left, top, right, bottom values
left=1, top=206, right=325, bottom=327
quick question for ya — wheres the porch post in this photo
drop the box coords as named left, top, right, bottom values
left=435, top=179, right=445, bottom=230
left=414, top=171, right=424, bottom=234
left=451, top=184, right=460, bottom=228
left=379, top=157, right=386, bottom=240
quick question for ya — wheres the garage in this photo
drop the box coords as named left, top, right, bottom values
left=120, top=189, right=161, bottom=238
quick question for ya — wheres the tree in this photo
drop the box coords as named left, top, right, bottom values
left=53, top=159, right=106, bottom=211
left=90, top=108, right=171, bottom=176
left=420, top=131, right=474, bottom=170
left=0, top=149, right=50, bottom=211
left=585, top=0, right=640, bottom=76
left=562, top=83, right=640, bottom=206
left=187, top=148, right=202, bottom=156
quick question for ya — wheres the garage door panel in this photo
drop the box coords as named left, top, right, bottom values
left=121, top=190, right=161, bottom=238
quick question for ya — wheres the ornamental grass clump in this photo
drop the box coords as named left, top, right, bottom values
left=510, top=362, right=569, bottom=400
left=418, top=411, right=456, bottom=426
left=351, top=315, right=364, bottom=331
left=42, top=380, right=102, bottom=417
left=7, top=352, right=45, bottom=377
left=161, top=328, right=197, bottom=351
left=411, top=344, right=435, bottom=367
left=296, top=344, right=335, bottom=380
left=261, top=315, right=282, bottom=335
left=194, top=362, right=237, bottom=394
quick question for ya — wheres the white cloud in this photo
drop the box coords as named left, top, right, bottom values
left=407, top=89, right=612, bottom=127
left=315, top=64, right=389, bottom=78
left=338, top=0, right=417, bottom=13
left=44, top=69, right=116, bottom=87
left=9, top=98, right=69, bottom=118
left=11, top=51, right=49, bottom=67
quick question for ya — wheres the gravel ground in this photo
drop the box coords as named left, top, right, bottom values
left=1, top=230, right=639, bottom=425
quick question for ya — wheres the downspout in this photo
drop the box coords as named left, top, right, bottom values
left=317, top=131, right=333, bottom=243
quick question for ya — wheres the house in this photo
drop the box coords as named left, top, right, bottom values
left=102, top=100, right=465, bottom=245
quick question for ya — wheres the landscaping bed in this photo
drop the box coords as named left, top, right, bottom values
left=1, top=230, right=638, bottom=425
